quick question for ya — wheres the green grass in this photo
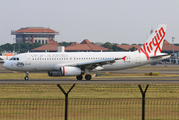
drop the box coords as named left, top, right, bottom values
left=0, top=84, right=179, bottom=99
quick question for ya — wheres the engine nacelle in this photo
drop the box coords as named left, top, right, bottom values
left=48, top=66, right=81, bottom=76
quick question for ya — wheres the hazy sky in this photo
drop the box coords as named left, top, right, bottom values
left=0, top=0, right=179, bottom=45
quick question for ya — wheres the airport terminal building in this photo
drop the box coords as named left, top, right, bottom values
left=11, top=27, right=59, bottom=44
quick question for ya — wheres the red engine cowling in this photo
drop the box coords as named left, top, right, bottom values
left=48, top=66, right=81, bottom=76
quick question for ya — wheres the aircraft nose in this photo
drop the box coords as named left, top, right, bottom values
left=3, top=62, right=9, bottom=69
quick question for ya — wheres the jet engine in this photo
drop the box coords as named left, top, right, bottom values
left=48, top=66, right=81, bottom=76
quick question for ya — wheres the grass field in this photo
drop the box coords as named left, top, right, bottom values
left=0, top=84, right=178, bottom=120
left=0, top=84, right=179, bottom=99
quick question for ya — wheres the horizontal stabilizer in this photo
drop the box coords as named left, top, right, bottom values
left=149, top=53, right=171, bottom=59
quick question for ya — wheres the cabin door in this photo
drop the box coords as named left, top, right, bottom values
left=25, top=54, right=31, bottom=65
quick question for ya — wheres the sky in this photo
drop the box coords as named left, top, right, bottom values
left=0, top=0, right=179, bottom=45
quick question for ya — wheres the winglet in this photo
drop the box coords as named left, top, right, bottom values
left=122, top=56, right=127, bottom=61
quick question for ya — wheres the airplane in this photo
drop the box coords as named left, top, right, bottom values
left=3, top=24, right=171, bottom=80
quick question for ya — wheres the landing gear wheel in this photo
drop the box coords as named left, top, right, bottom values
left=76, top=75, right=83, bottom=80
left=24, top=71, right=29, bottom=80
left=24, top=76, right=29, bottom=80
left=85, top=74, right=92, bottom=80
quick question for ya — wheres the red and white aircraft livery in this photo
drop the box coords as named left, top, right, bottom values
left=3, top=24, right=170, bottom=80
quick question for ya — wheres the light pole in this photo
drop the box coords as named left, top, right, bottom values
left=172, top=37, right=175, bottom=54
left=13, top=38, right=15, bottom=52
left=19, top=39, right=20, bottom=53
left=172, top=37, right=175, bottom=64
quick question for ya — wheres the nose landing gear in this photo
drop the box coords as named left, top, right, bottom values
left=24, top=71, right=29, bottom=80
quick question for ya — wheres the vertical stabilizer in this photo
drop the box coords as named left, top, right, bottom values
left=138, top=24, right=167, bottom=59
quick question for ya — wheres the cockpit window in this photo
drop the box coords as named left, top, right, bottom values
left=10, top=57, right=19, bottom=61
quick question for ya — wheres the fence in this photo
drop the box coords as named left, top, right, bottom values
left=0, top=84, right=178, bottom=120
left=0, top=98, right=178, bottom=120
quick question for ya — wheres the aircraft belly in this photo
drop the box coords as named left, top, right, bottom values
left=103, top=62, right=132, bottom=71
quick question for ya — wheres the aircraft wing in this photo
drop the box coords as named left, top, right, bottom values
left=69, top=56, right=126, bottom=70
left=149, top=53, right=171, bottom=59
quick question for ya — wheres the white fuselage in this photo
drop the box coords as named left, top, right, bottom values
left=3, top=51, right=170, bottom=72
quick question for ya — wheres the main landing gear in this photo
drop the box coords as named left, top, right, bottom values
left=76, top=74, right=92, bottom=80
left=24, top=71, right=29, bottom=80
left=76, top=75, right=83, bottom=80
left=85, top=74, right=92, bottom=80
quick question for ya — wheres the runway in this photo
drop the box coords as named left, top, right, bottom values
left=1, top=77, right=179, bottom=84
left=1, top=63, right=179, bottom=84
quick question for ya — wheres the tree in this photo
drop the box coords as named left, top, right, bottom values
left=121, top=43, right=129, bottom=45
left=128, top=47, right=137, bottom=51
left=174, top=43, right=179, bottom=46
left=101, top=42, right=112, bottom=49
left=0, top=43, right=42, bottom=53
left=58, top=42, right=72, bottom=47
left=111, top=44, right=121, bottom=51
